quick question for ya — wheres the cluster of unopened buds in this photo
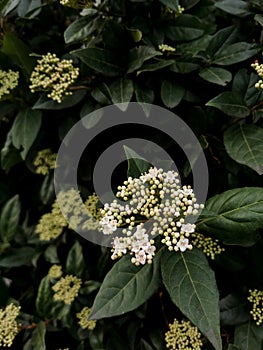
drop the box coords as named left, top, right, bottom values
left=0, top=69, right=19, bottom=100
left=60, top=0, right=94, bottom=8
left=99, top=167, right=204, bottom=265
left=29, top=53, right=79, bottom=103
left=248, top=289, right=263, bottom=325
left=158, top=44, right=176, bottom=53
left=251, top=57, right=263, bottom=90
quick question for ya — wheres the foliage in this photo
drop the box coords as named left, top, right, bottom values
left=0, top=0, right=263, bottom=349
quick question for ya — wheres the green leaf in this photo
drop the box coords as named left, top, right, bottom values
left=0, top=0, right=19, bottom=17
left=2, top=32, right=35, bottom=75
left=0, top=247, right=36, bottom=267
left=215, top=0, right=251, bottom=16
left=220, top=293, right=249, bottom=326
left=80, top=101, right=103, bottom=129
left=1, top=130, right=22, bottom=172
left=165, top=15, right=205, bottom=42
left=197, top=187, right=263, bottom=245
left=170, top=61, right=200, bottom=74
left=89, top=250, right=162, bottom=320
left=161, top=80, right=185, bottom=108
left=0, top=195, right=20, bottom=243
left=134, top=85, right=154, bottom=117
left=224, top=124, right=263, bottom=175
left=233, top=320, right=263, bottom=350
left=65, top=241, right=84, bottom=278
left=255, top=14, right=263, bottom=27
left=161, top=249, right=222, bottom=350
left=11, top=108, right=42, bottom=159
left=32, top=90, right=86, bottom=110
left=137, top=59, right=175, bottom=75
left=206, top=26, right=238, bottom=57
left=127, top=46, right=162, bottom=74
left=158, top=0, right=179, bottom=11
left=199, top=67, right=232, bottom=86
left=39, top=173, right=55, bottom=205
left=228, top=345, right=241, bottom=350
left=64, top=16, right=99, bottom=44
left=124, top=145, right=151, bottom=178
left=212, top=43, right=259, bottom=66
left=91, top=83, right=112, bottom=105
left=206, top=92, right=250, bottom=118
left=29, top=321, right=46, bottom=350
left=36, top=276, right=53, bottom=318
left=72, top=48, right=123, bottom=76
left=110, top=77, right=134, bottom=110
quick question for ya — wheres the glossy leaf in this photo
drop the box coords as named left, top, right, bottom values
left=137, top=59, right=175, bottom=75
left=0, top=247, right=36, bottom=267
left=72, top=48, right=123, bottom=76
left=220, top=293, right=250, bottom=326
left=64, top=16, right=99, bottom=44
left=161, top=80, right=185, bottom=108
left=124, top=145, right=151, bottom=178
left=65, top=241, right=84, bottom=278
left=134, top=85, right=154, bottom=117
left=28, top=322, right=46, bottom=350
left=206, top=92, right=250, bottom=118
left=215, top=0, right=251, bottom=16
left=89, top=250, right=162, bottom=319
left=0, top=194, right=20, bottom=242
left=110, top=77, right=134, bottom=110
left=199, top=67, right=232, bottom=86
left=127, top=46, right=162, bottom=73
left=36, top=276, right=53, bottom=318
left=212, top=43, right=259, bottom=66
left=11, top=108, right=42, bottom=159
left=224, top=124, right=263, bottom=175
left=197, top=187, right=263, bottom=245
left=1, top=131, right=22, bottom=171
left=161, top=249, right=222, bottom=350
left=165, top=15, right=205, bottom=42
left=33, top=91, right=86, bottom=110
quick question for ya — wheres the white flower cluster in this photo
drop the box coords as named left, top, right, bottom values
left=99, top=167, right=204, bottom=265
left=29, top=53, right=79, bottom=103
left=251, top=58, right=263, bottom=90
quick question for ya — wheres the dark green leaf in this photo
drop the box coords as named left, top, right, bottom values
left=80, top=101, right=103, bottom=129
left=2, top=32, right=35, bottom=75
left=0, top=194, right=20, bottom=242
left=127, top=46, right=162, bottom=74
left=32, top=90, right=86, bottom=110
left=134, top=85, right=154, bottom=117
left=206, top=26, right=238, bottom=57
left=220, top=293, right=250, bottom=326
left=224, top=124, right=263, bottom=175
left=36, top=276, right=53, bottom=318
left=110, top=77, right=134, bottom=110
left=212, top=43, right=259, bottom=66
left=64, top=16, right=99, bottom=44
left=199, top=67, right=232, bottom=86
left=72, top=48, right=123, bottom=76
left=170, top=61, right=200, bottom=73
left=161, top=80, right=185, bottom=108
left=228, top=345, right=241, bottom=350
left=161, top=249, right=222, bottom=350
left=215, top=0, right=251, bottom=16
left=0, top=247, right=36, bottom=267
left=65, top=241, right=84, bottom=278
left=137, top=59, right=175, bottom=75
left=206, top=92, right=250, bottom=118
left=1, top=131, right=22, bottom=171
left=11, top=108, right=42, bottom=159
left=89, top=250, right=162, bottom=319
left=91, top=83, right=112, bottom=105
left=124, top=145, right=151, bottom=178
left=197, top=187, right=263, bottom=245
left=165, top=15, right=205, bottom=42
left=233, top=320, right=263, bottom=350
left=255, top=14, right=263, bottom=27
left=39, top=173, right=55, bottom=205
left=30, top=321, right=46, bottom=350
left=158, top=0, right=179, bottom=11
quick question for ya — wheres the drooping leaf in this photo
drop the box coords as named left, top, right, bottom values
left=134, top=85, right=154, bottom=117
left=220, top=293, right=250, bottom=326
left=161, top=80, right=185, bottom=108
left=91, top=83, right=112, bottom=105
left=224, top=124, right=263, bottom=175
left=80, top=101, right=103, bottom=129
left=233, top=319, right=263, bottom=350
left=0, top=247, right=36, bottom=267
left=2, top=32, right=35, bottom=75
left=197, top=187, right=263, bottom=245
left=1, top=130, right=22, bottom=171
left=89, top=250, right=162, bottom=319
left=65, top=241, right=84, bottom=278
left=26, top=321, right=46, bottom=350
left=165, top=14, right=205, bottom=42
left=206, top=92, right=250, bottom=118
left=0, top=194, right=21, bottom=242
left=72, top=48, right=123, bottom=76
left=11, top=108, right=42, bottom=159
left=127, top=46, right=162, bottom=74
left=206, top=26, right=238, bottom=57
left=110, top=77, right=134, bottom=110
left=212, top=43, right=259, bottom=66
left=124, top=145, right=151, bottom=178
left=199, top=67, right=232, bottom=86
left=161, top=249, right=222, bottom=350
left=0, top=0, right=19, bottom=15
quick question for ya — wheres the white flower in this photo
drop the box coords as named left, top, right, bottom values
left=181, top=223, right=195, bottom=233
left=100, top=215, right=117, bottom=234
left=135, top=250, right=147, bottom=264
left=111, top=237, right=128, bottom=259
left=164, top=170, right=178, bottom=184
left=177, top=238, right=190, bottom=252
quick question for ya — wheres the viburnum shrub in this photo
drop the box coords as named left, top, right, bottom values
left=0, top=0, right=263, bottom=349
